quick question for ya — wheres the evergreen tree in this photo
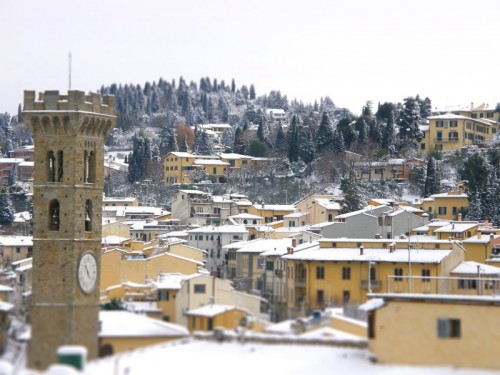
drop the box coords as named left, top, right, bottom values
left=179, top=136, right=189, bottom=152
left=298, top=122, right=315, bottom=164
left=423, top=156, right=440, bottom=197
left=287, top=115, right=300, bottom=163
left=315, top=112, right=334, bottom=152
left=465, top=192, right=483, bottom=221
left=0, top=194, right=15, bottom=225
left=249, top=84, right=256, bottom=100
left=127, top=132, right=155, bottom=183
left=194, top=130, right=214, bottom=155
left=17, top=104, right=23, bottom=124
left=398, top=97, right=423, bottom=151
left=332, top=128, right=345, bottom=154
left=459, top=152, right=489, bottom=196
left=337, top=117, right=356, bottom=149
left=381, top=109, right=396, bottom=154
left=354, top=117, right=368, bottom=144
left=275, top=124, right=286, bottom=154
left=221, top=127, right=234, bottom=151
left=340, top=176, right=365, bottom=213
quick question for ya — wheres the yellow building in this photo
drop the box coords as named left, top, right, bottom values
left=102, top=197, right=139, bottom=207
left=462, top=233, right=499, bottom=263
left=282, top=238, right=464, bottom=317
left=219, top=153, right=254, bottom=168
left=294, top=194, right=342, bottom=224
left=185, top=304, right=247, bottom=332
left=353, top=159, right=410, bottom=181
left=365, top=293, right=500, bottom=370
left=98, top=311, right=188, bottom=356
left=416, top=191, right=468, bottom=220
left=192, top=158, right=230, bottom=183
left=163, top=151, right=269, bottom=184
left=248, top=204, right=296, bottom=223
left=420, top=113, right=498, bottom=153
left=100, top=248, right=203, bottom=291
left=0, top=236, right=32, bottom=263
left=432, top=221, right=478, bottom=240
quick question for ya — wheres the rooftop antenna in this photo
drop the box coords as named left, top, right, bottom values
left=68, top=51, right=72, bottom=90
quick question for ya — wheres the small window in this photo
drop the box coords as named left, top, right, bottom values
left=342, top=267, right=351, bottom=280
left=158, top=290, right=169, bottom=301
left=316, top=266, right=325, bottom=279
left=437, top=318, right=461, bottom=338
left=194, top=284, right=206, bottom=293
left=422, top=269, right=431, bottom=282
left=394, top=268, right=403, bottom=281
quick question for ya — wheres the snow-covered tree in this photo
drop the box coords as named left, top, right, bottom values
left=315, top=112, right=334, bottom=152
left=398, top=97, right=423, bottom=151
left=0, top=194, right=15, bottom=225
left=340, top=176, right=365, bottom=213
left=423, top=156, right=441, bottom=197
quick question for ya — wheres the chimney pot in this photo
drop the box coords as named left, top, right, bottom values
left=359, top=246, right=364, bottom=256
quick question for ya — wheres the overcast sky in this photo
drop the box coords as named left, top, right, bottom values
left=1, top=0, right=499, bottom=115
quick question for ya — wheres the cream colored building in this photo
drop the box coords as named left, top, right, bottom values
left=365, top=293, right=500, bottom=370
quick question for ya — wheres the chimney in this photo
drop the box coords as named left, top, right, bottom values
left=359, top=246, right=364, bottom=256
left=478, top=231, right=482, bottom=240
left=389, top=242, right=395, bottom=253
left=292, top=238, right=297, bottom=248
left=457, top=213, right=462, bottom=221
left=484, top=218, right=490, bottom=227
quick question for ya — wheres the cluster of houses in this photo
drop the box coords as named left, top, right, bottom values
left=0, top=102, right=499, bottom=370
left=1, top=186, right=499, bottom=369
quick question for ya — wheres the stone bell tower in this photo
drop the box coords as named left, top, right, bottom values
left=23, top=90, right=116, bottom=369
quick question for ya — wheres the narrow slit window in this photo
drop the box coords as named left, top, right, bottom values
left=49, top=200, right=60, bottom=231
left=85, top=200, right=93, bottom=232
left=57, top=150, right=64, bottom=182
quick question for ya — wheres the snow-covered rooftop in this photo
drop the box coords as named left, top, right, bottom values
left=185, top=304, right=241, bottom=317
left=187, top=225, right=248, bottom=234
left=283, top=247, right=452, bottom=264
left=83, top=336, right=490, bottom=375
left=194, top=159, right=230, bottom=166
left=236, top=238, right=293, bottom=254
left=99, top=311, right=188, bottom=338
left=0, top=236, right=32, bottom=247
left=153, top=273, right=188, bottom=290
left=433, top=223, right=478, bottom=233
left=451, top=261, right=500, bottom=275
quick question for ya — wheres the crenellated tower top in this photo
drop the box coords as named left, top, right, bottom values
left=23, top=90, right=116, bottom=138
left=24, top=90, right=115, bottom=115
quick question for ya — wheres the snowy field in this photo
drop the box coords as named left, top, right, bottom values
left=77, top=339, right=498, bottom=375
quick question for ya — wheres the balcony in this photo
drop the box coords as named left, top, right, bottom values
left=434, top=138, right=459, bottom=143
left=295, top=277, right=307, bottom=287
left=361, top=279, right=382, bottom=290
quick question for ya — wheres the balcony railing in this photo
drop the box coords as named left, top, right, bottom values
left=385, top=275, right=500, bottom=295
left=361, top=279, right=382, bottom=290
left=294, top=277, right=306, bottom=287
left=434, top=138, right=459, bottom=143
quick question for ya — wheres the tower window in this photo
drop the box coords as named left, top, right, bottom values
left=49, top=200, right=60, bottom=231
left=84, top=150, right=97, bottom=183
left=57, top=150, right=63, bottom=181
left=47, top=151, right=56, bottom=182
left=85, top=200, right=93, bottom=232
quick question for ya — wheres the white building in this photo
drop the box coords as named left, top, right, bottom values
left=187, top=225, right=249, bottom=277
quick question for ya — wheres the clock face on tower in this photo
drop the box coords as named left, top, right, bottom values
left=78, top=252, right=97, bottom=293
